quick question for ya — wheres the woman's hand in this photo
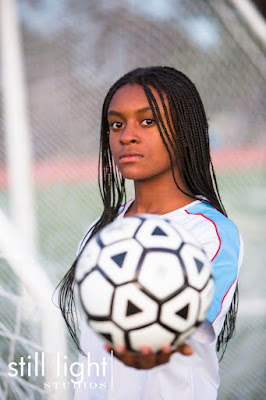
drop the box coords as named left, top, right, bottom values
left=104, top=343, right=193, bottom=370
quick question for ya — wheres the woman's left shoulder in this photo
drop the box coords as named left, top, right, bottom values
left=184, top=201, right=243, bottom=262
left=185, top=201, right=240, bottom=238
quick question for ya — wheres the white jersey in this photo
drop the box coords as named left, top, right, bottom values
left=73, top=199, right=243, bottom=400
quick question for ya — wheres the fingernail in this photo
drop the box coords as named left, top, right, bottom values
left=140, top=345, right=150, bottom=355
left=162, top=344, right=171, bottom=354
left=114, top=344, right=125, bottom=354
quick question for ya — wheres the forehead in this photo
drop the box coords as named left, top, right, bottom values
left=108, top=83, right=167, bottom=112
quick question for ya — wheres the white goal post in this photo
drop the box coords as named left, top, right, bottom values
left=0, top=0, right=70, bottom=398
left=0, top=209, right=69, bottom=400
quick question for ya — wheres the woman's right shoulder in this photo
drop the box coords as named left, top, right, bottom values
left=76, top=216, right=101, bottom=256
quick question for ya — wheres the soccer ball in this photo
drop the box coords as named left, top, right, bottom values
left=75, top=214, right=214, bottom=353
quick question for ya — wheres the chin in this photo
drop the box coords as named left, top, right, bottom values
left=121, top=173, right=143, bottom=180
left=117, top=167, right=143, bottom=180
left=118, top=169, right=144, bottom=180
left=122, top=173, right=152, bottom=181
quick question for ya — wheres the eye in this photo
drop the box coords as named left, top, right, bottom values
left=141, top=118, right=155, bottom=126
left=110, top=121, right=123, bottom=130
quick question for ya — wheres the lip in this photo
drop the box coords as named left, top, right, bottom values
left=119, top=155, right=143, bottom=163
left=119, top=151, right=143, bottom=162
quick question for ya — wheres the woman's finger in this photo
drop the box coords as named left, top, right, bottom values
left=115, top=345, right=139, bottom=367
left=104, top=343, right=112, bottom=352
left=114, top=345, right=157, bottom=370
left=173, top=343, right=194, bottom=356
left=138, top=345, right=157, bottom=369
left=155, top=344, right=172, bottom=366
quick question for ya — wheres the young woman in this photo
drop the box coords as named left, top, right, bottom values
left=59, top=66, right=243, bottom=399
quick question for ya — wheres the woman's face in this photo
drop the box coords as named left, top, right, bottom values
left=107, top=84, right=178, bottom=182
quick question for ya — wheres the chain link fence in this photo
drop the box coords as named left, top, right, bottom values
left=0, top=0, right=265, bottom=399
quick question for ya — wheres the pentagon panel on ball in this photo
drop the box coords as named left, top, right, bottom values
left=75, top=214, right=214, bottom=353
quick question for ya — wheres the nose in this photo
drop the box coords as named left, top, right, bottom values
left=119, top=124, right=140, bottom=145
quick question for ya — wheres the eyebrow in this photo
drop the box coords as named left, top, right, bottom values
left=107, top=107, right=153, bottom=117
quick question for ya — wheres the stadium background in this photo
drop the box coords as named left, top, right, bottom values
left=0, top=0, right=265, bottom=399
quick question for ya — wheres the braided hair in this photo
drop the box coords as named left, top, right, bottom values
left=58, top=66, right=238, bottom=359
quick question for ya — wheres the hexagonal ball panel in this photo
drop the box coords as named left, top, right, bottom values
left=129, top=322, right=176, bottom=352
left=79, top=270, right=114, bottom=317
left=160, top=287, right=199, bottom=332
left=75, top=238, right=101, bottom=282
left=99, top=217, right=142, bottom=246
left=112, top=283, right=158, bottom=330
left=89, top=320, right=125, bottom=347
left=138, top=251, right=184, bottom=300
left=135, top=217, right=182, bottom=250
left=180, top=244, right=211, bottom=290
left=98, top=239, right=143, bottom=284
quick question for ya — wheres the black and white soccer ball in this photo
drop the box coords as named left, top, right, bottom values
left=75, top=214, right=214, bottom=353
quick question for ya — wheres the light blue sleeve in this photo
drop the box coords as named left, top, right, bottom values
left=206, top=215, right=241, bottom=324
left=185, top=202, right=242, bottom=330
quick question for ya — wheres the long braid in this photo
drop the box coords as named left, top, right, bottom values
left=58, top=66, right=238, bottom=358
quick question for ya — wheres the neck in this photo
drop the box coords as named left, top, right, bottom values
left=125, top=172, right=195, bottom=216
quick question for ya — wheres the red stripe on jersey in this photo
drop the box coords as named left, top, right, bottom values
left=184, top=209, right=221, bottom=262
left=211, top=278, right=237, bottom=324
